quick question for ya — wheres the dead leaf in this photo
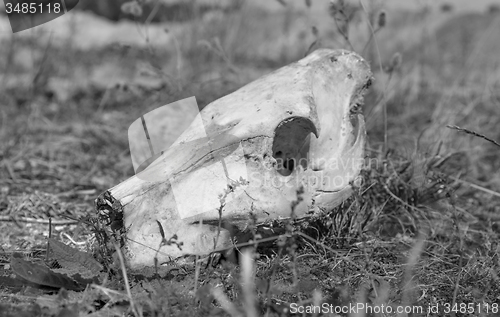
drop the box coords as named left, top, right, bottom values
left=48, top=238, right=102, bottom=280
left=10, top=255, right=85, bottom=291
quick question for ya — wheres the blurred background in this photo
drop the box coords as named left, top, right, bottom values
left=1, top=0, right=500, bottom=313
left=1, top=0, right=499, bottom=189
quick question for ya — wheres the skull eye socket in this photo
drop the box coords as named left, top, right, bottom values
left=273, top=117, right=316, bottom=177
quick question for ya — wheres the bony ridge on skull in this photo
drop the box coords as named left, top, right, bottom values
left=95, top=49, right=373, bottom=269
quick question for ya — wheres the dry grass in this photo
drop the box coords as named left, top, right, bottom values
left=1, top=1, right=500, bottom=316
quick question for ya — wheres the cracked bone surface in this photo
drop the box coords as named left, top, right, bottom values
left=95, top=49, right=372, bottom=268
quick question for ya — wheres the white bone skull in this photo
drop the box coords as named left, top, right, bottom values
left=95, top=49, right=372, bottom=268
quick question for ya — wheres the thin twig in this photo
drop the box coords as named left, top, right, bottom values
left=2, top=161, right=17, bottom=181
left=114, top=243, right=141, bottom=317
left=361, top=26, right=382, bottom=56
left=0, top=216, right=79, bottom=225
left=193, top=220, right=202, bottom=300
left=359, top=0, right=387, bottom=151
left=359, top=0, right=384, bottom=74
left=46, top=217, right=51, bottom=262
left=144, top=0, right=161, bottom=26
left=449, top=176, right=500, bottom=199
left=447, top=125, right=500, bottom=148
left=241, top=249, right=258, bottom=317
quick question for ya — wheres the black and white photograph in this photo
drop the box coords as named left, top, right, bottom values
left=0, top=0, right=499, bottom=316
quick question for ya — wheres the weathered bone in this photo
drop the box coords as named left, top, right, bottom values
left=95, top=49, right=372, bottom=268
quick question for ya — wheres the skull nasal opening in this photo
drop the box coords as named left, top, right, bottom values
left=272, top=117, right=317, bottom=177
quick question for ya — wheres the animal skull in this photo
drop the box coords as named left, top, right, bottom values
left=95, top=49, right=372, bottom=268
